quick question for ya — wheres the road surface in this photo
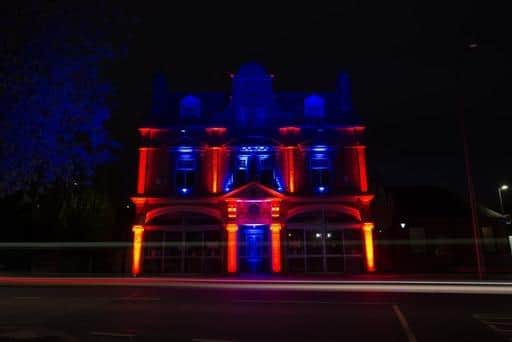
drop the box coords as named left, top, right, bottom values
left=0, top=277, right=512, bottom=341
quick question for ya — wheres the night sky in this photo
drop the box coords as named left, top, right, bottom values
left=3, top=2, right=511, bottom=209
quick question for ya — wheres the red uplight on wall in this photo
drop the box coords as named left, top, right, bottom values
left=226, top=223, right=238, bottom=273
left=205, top=127, right=227, bottom=136
left=279, top=126, right=301, bottom=135
left=362, top=222, right=375, bottom=272
left=270, top=223, right=282, bottom=273
left=137, top=148, right=148, bottom=194
left=205, top=146, right=228, bottom=194
left=280, top=146, right=296, bottom=193
left=132, top=225, right=144, bottom=276
left=355, top=145, right=368, bottom=193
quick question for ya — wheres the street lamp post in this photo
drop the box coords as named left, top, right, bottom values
left=498, top=185, right=508, bottom=214
left=458, top=40, right=485, bottom=280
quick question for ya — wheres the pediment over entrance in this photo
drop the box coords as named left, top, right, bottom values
left=221, top=182, right=284, bottom=200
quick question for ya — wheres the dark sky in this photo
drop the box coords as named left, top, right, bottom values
left=3, top=2, right=511, bottom=209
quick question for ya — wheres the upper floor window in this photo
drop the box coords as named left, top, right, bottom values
left=176, top=151, right=196, bottom=195
left=234, top=147, right=274, bottom=187
left=310, top=153, right=329, bottom=193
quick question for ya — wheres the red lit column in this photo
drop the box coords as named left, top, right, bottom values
left=132, top=225, right=144, bottom=276
left=355, top=146, right=368, bottom=193
left=344, top=145, right=368, bottom=193
left=226, top=223, right=239, bottom=273
left=137, top=148, right=149, bottom=194
left=204, top=146, right=228, bottom=194
left=270, top=223, right=282, bottom=273
left=362, top=222, right=376, bottom=272
left=280, top=146, right=297, bottom=193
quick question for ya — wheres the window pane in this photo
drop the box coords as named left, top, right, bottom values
left=306, top=230, right=323, bottom=255
left=176, top=157, right=195, bottom=170
left=164, top=232, right=182, bottom=257
left=144, top=231, right=163, bottom=258
left=286, top=229, right=305, bottom=255
left=204, top=230, right=221, bottom=257
left=325, top=231, right=343, bottom=255
left=306, top=257, right=323, bottom=272
left=344, top=230, right=362, bottom=255
left=326, top=257, right=344, bottom=272
left=185, top=232, right=203, bottom=257
left=311, top=155, right=329, bottom=169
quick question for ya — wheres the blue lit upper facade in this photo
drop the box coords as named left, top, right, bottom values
left=137, top=62, right=368, bottom=198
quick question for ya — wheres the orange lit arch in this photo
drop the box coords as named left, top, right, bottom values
left=144, top=206, right=223, bottom=224
left=284, top=204, right=362, bottom=222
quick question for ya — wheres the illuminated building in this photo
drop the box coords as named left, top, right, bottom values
left=131, top=63, right=374, bottom=275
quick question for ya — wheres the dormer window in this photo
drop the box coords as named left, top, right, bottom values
left=304, top=94, right=325, bottom=119
left=179, top=95, right=200, bottom=120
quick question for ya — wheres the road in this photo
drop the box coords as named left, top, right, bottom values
left=1, top=278, right=512, bottom=341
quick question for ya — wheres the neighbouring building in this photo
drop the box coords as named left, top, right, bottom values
left=130, top=62, right=374, bottom=275
left=373, top=186, right=512, bottom=273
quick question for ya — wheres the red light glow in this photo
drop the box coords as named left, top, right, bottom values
left=356, top=146, right=368, bottom=193
left=204, top=146, right=228, bottom=194
left=205, top=127, right=227, bottom=135
left=137, top=148, right=148, bottom=194
left=279, top=126, right=301, bottom=135
left=362, top=222, right=375, bottom=272
left=270, top=223, right=282, bottom=273
left=132, top=225, right=144, bottom=276
left=271, top=201, right=280, bottom=218
left=280, top=146, right=296, bottom=193
left=227, top=201, right=237, bottom=218
left=226, top=223, right=238, bottom=273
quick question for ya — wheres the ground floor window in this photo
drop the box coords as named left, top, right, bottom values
left=143, top=228, right=223, bottom=274
left=285, top=225, right=363, bottom=273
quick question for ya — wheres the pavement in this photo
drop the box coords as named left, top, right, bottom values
left=0, top=277, right=512, bottom=341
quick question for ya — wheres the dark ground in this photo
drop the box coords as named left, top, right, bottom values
left=0, top=284, right=511, bottom=341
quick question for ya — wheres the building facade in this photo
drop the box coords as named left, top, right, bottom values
left=130, top=63, right=375, bottom=275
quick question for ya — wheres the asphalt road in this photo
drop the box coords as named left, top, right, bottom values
left=0, top=282, right=511, bottom=341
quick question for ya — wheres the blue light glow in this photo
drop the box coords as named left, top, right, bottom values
left=317, top=186, right=326, bottom=193
left=240, top=146, right=271, bottom=152
left=242, top=225, right=265, bottom=272
left=180, top=187, right=189, bottom=194
left=224, top=174, right=234, bottom=192
left=312, top=145, right=328, bottom=152
left=177, top=146, right=193, bottom=153
left=238, top=155, right=249, bottom=170
left=274, top=174, right=284, bottom=192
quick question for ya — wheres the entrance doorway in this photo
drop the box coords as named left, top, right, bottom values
left=239, top=225, right=269, bottom=273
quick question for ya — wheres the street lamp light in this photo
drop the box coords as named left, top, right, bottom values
left=498, top=185, right=509, bottom=214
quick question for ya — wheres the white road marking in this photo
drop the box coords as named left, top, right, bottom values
left=234, top=299, right=394, bottom=305
left=114, top=297, right=160, bottom=301
left=192, top=339, right=234, bottom=342
left=474, top=314, right=512, bottom=337
left=393, top=304, right=418, bottom=342
left=91, top=331, right=136, bottom=337
left=14, top=296, right=41, bottom=299
left=483, top=321, right=512, bottom=325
